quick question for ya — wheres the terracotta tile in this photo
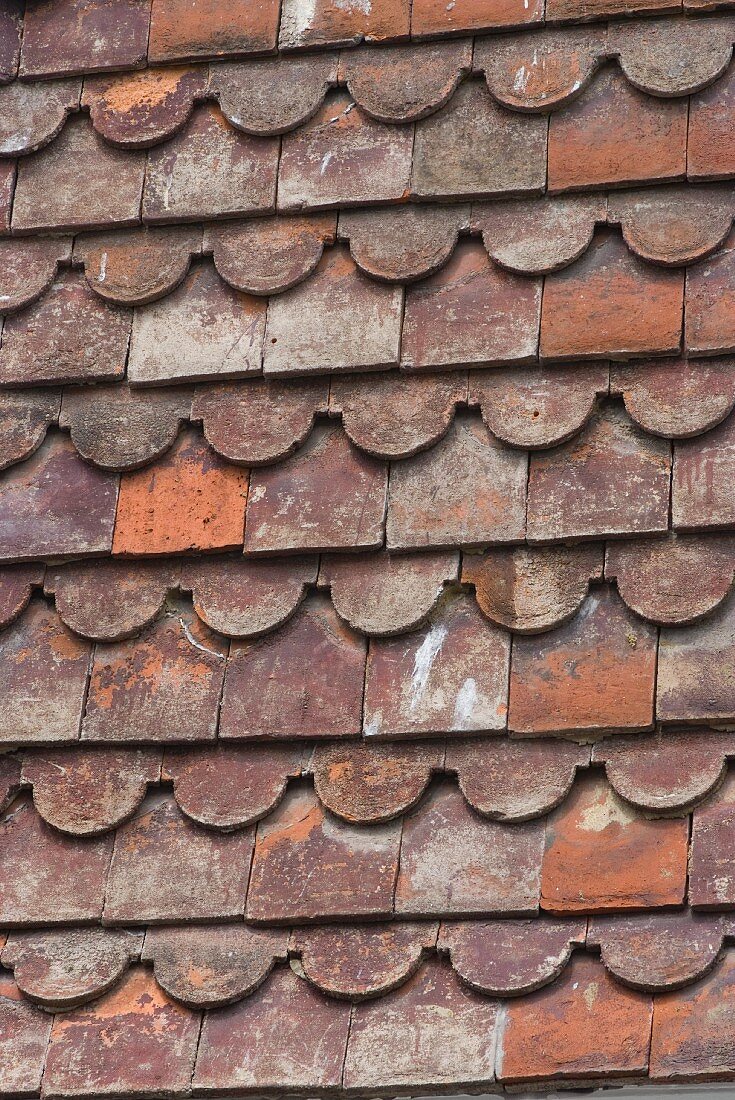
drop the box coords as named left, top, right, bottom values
left=2, top=927, right=141, bottom=1009
left=12, top=115, right=145, bottom=232
left=344, top=958, right=499, bottom=1090
left=263, top=247, right=403, bottom=375
left=413, top=79, right=546, bottom=200
left=47, top=559, right=177, bottom=642
left=402, top=240, right=541, bottom=370
left=547, top=0, right=676, bottom=21
left=194, top=965, right=351, bottom=1092
left=143, top=104, right=278, bottom=223
left=104, top=792, right=253, bottom=922
left=42, top=968, right=200, bottom=1098
left=278, top=91, right=413, bottom=210
left=149, top=0, right=279, bottom=60
left=499, top=955, right=652, bottom=1083
left=548, top=66, right=686, bottom=191
left=209, top=56, right=339, bottom=137
left=590, top=911, right=727, bottom=992
left=342, top=41, right=471, bottom=124
left=0, top=161, right=15, bottom=234
left=0, top=597, right=90, bottom=745
left=60, top=384, right=192, bottom=472
left=81, top=603, right=226, bottom=743
left=20, top=0, right=150, bottom=78
left=0, top=563, right=44, bottom=628
left=0, top=755, right=22, bottom=813
left=0, top=270, right=131, bottom=387
left=611, top=356, right=735, bottom=438
left=0, top=78, right=80, bottom=157
left=311, top=741, right=442, bottom=823
left=280, top=0, right=410, bottom=49
left=412, top=0, right=542, bottom=34
left=0, top=972, right=53, bottom=1098
left=339, top=205, right=468, bottom=283
left=244, top=422, right=387, bottom=553
left=294, top=922, right=437, bottom=998
left=220, top=595, right=365, bottom=739
left=0, top=237, right=71, bottom=314
left=473, top=194, right=605, bottom=274
left=0, top=432, right=118, bottom=561
left=673, top=414, right=735, bottom=530
left=463, top=545, right=603, bottom=632
left=689, top=63, right=735, bottom=180
left=113, top=427, right=247, bottom=555
left=0, top=795, right=112, bottom=924
left=686, top=230, right=735, bottom=354
left=608, top=184, right=735, bottom=266
left=387, top=415, right=527, bottom=550
left=364, top=593, right=510, bottom=737
left=205, top=214, right=336, bottom=293
left=144, top=925, right=287, bottom=1008
left=82, top=67, right=206, bottom=148
left=128, top=263, right=265, bottom=384
left=246, top=785, right=400, bottom=921
left=477, top=29, right=604, bottom=113
left=0, top=1, right=22, bottom=82
left=651, top=952, right=735, bottom=1080
left=527, top=403, right=671, bottom=542
left=541, top=230, right=683, bottom=360
left=74, top=225, right=201, bottom=305
left=509, top=586, right=657, bottom=736
left=395, top=782, right=544, bottom=916
left=658, top=591, right=735, bottom=724
left=615, top=17, right=735, bottom=99
left=541, top=772, right=688, bottom=913
left=0, top=389, right=61, bottom=471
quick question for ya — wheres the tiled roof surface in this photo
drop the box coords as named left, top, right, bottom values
left=4, top=2, right=735, bottom=1097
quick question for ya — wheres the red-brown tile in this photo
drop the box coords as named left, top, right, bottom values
left=339, top=205, right=467, bottom=283
left=608, top=184, right=735, bottom=266
left=611, top=18, right=735, bottom=96
left=209, top=56, right=339, bottom=137
left=0, top=160, right=15, bottom=234
left=611, top=357, right=735, bottom=438
left=0, top=238, right=71, bottom=314
left=690, top=772, right=735, bottom=908
left=473, top=195, right=604, bottom=274
left=0, top=1, right=22, bottom=82
left=113, top=428, right=247, bottom=555
left=686, top=230, right=735, bottom=355
left=651, top=952, right=735, bottom=1081
left=477, top=29, right=604, bottom=112
left=673, top=414, right=735, bottom=530
left=47, top=559, right=177, bottom=642
left=509, top=587, right=657, bottom=736
left=0, top=79, right=80, bottom=157
left=280, top=0, right=410, bottom=49
left=206, top=214, right=335, bottom=293
left=294, top=922, right=436, bottom=998
left=74, top=225, right=200, bottom=306
left=311, top=741, right=442, bottom=822
left=412, top=0, right=542, bottom=34
left=689, top=63, right=735, bottom=181
left=0, top=389, right=61, bottom=471
left=341, top=41, right=471, bottom=124
left=541, top=772, right=688, bottom=912
left=658, top=591, right=735, bottom=724
left=20, top=0, right=150, bottom=78
left=0, top=563, right=44, bottom=628
left=149, top=0, right=279, bottom=60
left=0, top=972, right=53, bottom=1098
left=82, top=67, right=206, bottom=148
left=182, top=555, right=317, bottom=637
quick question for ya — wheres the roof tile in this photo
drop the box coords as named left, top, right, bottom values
left=182, top=555, right=317, bottom=637
left=205, top=214, right=335, bottom=294
left=338, top=205, right=468, bottom=282
left=294, top=922, right=437, bottom=998
left=609, top=16, right=735, bottom=95
left=611, top=356, right=735, bottom=437
left=686, top=229, right=735, bottom=354
left=0, top=389, right=61, bottom=471
left=46, top=559, right=177, bottom=642
left=279, top=0, right=410, bottom=49
left=0, top=972, right=52, bottom=1098
left=19, top=0, right=151, bottom=79
left=0, top=160, right=14, bottom=234
left=472, top=194, right=604, bottom=274
left=658, top=590, right=735, bottom=723
left=81, top=67, right=206, bottom=149
left=209, top=55, right=339, bottom=135
left=0, top=78, right=80, bottom=157
left=476, top=27, right=604, bottom=112
left=673, top=413, right=735, bottom=529
left=411, top=0, right=542, bottom=35
left=341, top=40, right=472, bottom=123
left=608, top=184, right=734, bottom=265
left=149, top=0, right=279, bottom=61
left=73, top=226, right=201, bottom=305
left=589, top=910, right=726, bottom=991
left=310, top=741, right=442, bottom=822
left=0, top=0, right=22, bottom=83
left=650, top=951, right=735, bottom=1080
left=0, top=564, right=44, bottom=629
left=0, top=238, right=71, bottom=315
left=689, top=58, right=735, bottom=180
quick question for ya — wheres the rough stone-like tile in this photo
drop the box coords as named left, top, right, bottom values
left=149, top=0, right=279, bottom=60
left=278, top=91, right=413, bottom=210
left=0, top=433, right=118, bottom=561
left=0, top=563, right=44, bottom=629
left=193, top=966, right=351, bottom=1092
left=0, top=79, right=80, bottom=157
left=440, top=918, right=585, bottom=995
left=104, top=792, right=253, bottom=922
left=463, top=545, right=603, bottom=633
left=611, top=357, right=735, bottom=438
left=128, top=263, right=266, bottom=384
left=280, top=0, right=410, bottom=49
left=311, top=741, right=442, bottom=822
left=540, top=230, right=684, bottom=360
left=541, top=772, right=688, bottom=912
left=395, top=782, right=544, bottom=916
left=42, top=968, right=200, bottom=1099
left=0, top=597, right=90, bottom=745
left=412, top=0, right=542, bottom=35
left=0, top=389, right=61, bottom=471
left=210, top=56, right=339, bottom=136
left=650, top=953, right=735, bottom=1080
left=220, top=596, right=365, bottom=739
left=113, top=427, right=247, bottom=555
left=193, top=377, right=328, bottom=464
left=82, top=603, right=226, bottom=743
left=60, top=384, right=192, bottom=471
left=589, top=911, right=726, bottom=992
left=47, top=559, right=177, bottom=642
left=527, top=403, right=671, bottom=542
left=245, top=422, right=387, bottom=554
left=143, top=104, right=278, bottom=223
left=82, top=67, right=206, bottom=148
left=499, top=955, right=652, bottom=1083
left=477, top=29, right=604, bottom=112
left=12, top=115, right=145, bottom=232
left=387, top=415, right=527, bottom=550
left=686, top=230, right=735, bottom=354
left=0, top=237, right=71, bottom=314
left=323, top=549, right=458, bottom=635
left=20, top=0, right=150, bottom=77
left=412, top=80, right=547, bottom=199
left=690, top=772, right=735, bottom=909
left=339, top=205, right=468, bottom=283
left=0, top=1, right=22, bottom=82
left=264, top=246, right=403, bottom=375
left=0, top=270, right=131, bottom=387
left=509, top=587, right=657, bottom=736
left=0, top=161, right=14, bottom=234
left=74, top=226, right=201, bottom=305
left=402, top=241, right=541, bottom=370
left=344, top=958, right=499, bottom=1091
left=608, top=185, right=735, bottom=266
left=548, top=66, right=687, bottom=191
left=164, top=744, right=303, bottom=828
left=606, top=534, right=735, bottom=624
left=658, top=590, right=735, bottom=723
left=295, top=922, right=437, bottom=998
left=143, top=924, right=288, bottom=1007
left=183, top=555, right=317, bottom=637
left=0, top=972, right=53, bottom=1098
left=689, top=63, right=735, bottom=181
left=2, top=928, right=140, bottom=1009
left=0, top=795, right=112, bottom=924
left=673, top=414, right=735, bottom=529
left=342, top=41, right=471, bottom=124
left=609, top=16, right=735, bottom=96
left=22, top=747, right=159, bottom=835
left=206, top=214, right=335, bottom=293
left=364, top=593, right=510, bottom=737
left=247, top=785, right=400, bottom=921
left=473, top=194, right=605, bottom=274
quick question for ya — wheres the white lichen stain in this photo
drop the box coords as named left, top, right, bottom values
left=452, top=677, right=479, bottom=730
left=409, top=624, right=448, bottom=712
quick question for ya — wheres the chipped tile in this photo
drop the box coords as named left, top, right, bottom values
left=0, top=972, right=53, bottom=1097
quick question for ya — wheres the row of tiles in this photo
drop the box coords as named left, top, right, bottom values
left=5, top=70, right=735, bottom=234
left=6, top=21, right=735, bottom=157
left=3, top=913, right=735, bottom=1011
left=2, top=768, right=735, bottom=924
left=3, top=233, right=735, bottom=388
left=4, top=403, right=735, bottom=564
left=3, top=727, right=734, bottom=835
left=3, top=951, right=731, bottom=1098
